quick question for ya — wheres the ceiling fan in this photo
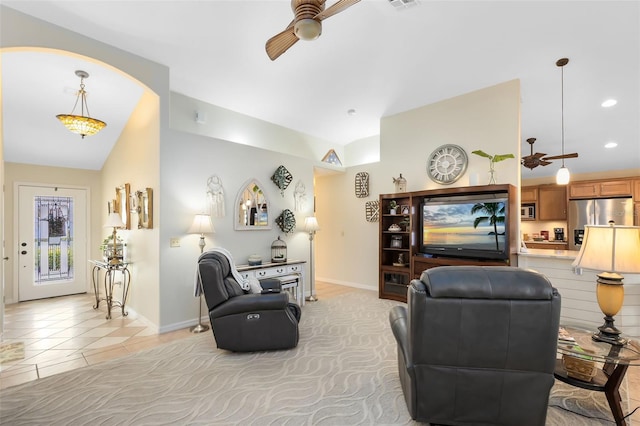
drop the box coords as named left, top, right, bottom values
left=521, top=137, right=579, bottom=170
left=265, top=0, right=361, bottom=61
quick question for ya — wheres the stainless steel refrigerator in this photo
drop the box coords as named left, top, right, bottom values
left=568, top=197, right=634, bottom=250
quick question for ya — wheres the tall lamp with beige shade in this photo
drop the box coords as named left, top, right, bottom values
left=572, top=223, right=640, bottom=345
left=304, top=216, right=320, bottom=302
left=188, top=213, right=215, bottom=333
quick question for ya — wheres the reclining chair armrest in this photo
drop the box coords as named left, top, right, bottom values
left=211, top=292, right=290, bottom=318
left=389, top=305, right=412, bottom=368
left=259, top=278, right=282, bottom=292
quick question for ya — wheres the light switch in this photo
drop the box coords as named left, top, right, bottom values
left=170, top=238, right=180, bottom=248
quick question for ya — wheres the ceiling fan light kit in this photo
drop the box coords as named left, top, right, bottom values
left=295, top=18, right=322, bottom=40
left=266, top=0, right=361, bottom=60
left=56, top=70, right=106, bottom=138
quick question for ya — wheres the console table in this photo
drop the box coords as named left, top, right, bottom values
left=236, top=260, right=306, bottom=306
left=89, top=260, right=131, bottom=319
left=555, top=325, right=640, bottom=426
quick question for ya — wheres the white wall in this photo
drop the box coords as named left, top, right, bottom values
left=315, top=80, right=522, bottom=290
left=158, top=129, right=315, bottom=330
left=170, top=92, right=343, bottom=166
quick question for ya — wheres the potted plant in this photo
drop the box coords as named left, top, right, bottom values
left=389, top=200, right=398, bottom=215
left=100, top=235, right=125, bottom=262
left=471, top=150, right=515, bottom=185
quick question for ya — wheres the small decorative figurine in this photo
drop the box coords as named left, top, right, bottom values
left=393, top=174, right=407, bottom=192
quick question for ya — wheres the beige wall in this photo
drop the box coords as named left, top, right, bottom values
left=101, top=89, right=161, bottom=326
left=315, top=80, right=522, bottom=290
left=3, top=163, right=102, bottom=303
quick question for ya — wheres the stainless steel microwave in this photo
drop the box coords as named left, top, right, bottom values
left=521, top=204, right=535, bottom=220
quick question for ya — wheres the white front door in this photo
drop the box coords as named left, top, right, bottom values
left=18, top=185, right=88, bottom=301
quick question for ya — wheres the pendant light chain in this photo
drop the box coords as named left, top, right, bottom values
left=561, top=63, right=565, bottom=168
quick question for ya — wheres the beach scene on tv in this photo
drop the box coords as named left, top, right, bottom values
left=422, top=201, right=506, bottom=251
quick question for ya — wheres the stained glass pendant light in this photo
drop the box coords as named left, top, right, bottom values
left=56, top=70, right=106, bottom=138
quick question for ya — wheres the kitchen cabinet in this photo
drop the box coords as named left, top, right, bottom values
left=538, top=185, right=567, bottom=221
left=569, top=179, right=632, bottom=199
left=524, top=242, right=568, bottom=250
left=521, top=186, right=538, bottom=202
left=520, top=184, right=565, bottom=221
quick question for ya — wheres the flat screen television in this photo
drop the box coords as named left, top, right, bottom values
left=420, top=195, right=509, bottom=260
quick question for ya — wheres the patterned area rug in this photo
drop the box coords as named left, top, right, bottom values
left=0, top=291, right=631, bottom=425
left=0, top=342, right=25, bottom=365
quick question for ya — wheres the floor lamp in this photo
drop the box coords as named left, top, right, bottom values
left=188, top=213, right=214, bottom=333
left=304, top=216, right=320, bottom=302
left=572, top=223, right=640, bottom=345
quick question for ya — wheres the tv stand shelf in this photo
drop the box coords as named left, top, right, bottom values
left=379, top=184, right=517, bottom=303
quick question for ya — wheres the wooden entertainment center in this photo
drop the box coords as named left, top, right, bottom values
left=379, top=184, right=518, bottom=302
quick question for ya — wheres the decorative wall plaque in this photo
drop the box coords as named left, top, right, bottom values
left=275, top=209, right=296, bottom=233
left=355, top=172, right=369, bottom=198
left=271, top=165, right=293, bottom=196
left=365, top=200, right=379, bottom=222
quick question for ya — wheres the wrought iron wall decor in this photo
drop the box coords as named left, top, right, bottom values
left=365, top=200, right=380, bottom=222
left=271, top=165, right=293, bottom=196
left=355, top=172, right=369, bottom=198
left=275, top=209, right=296, bottom=233
left=207, top=174, right=225, bottom=218
left=294, top=180, right=307, bottom=212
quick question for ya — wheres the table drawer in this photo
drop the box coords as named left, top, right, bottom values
left=238, top=271, right=253, bottom=280
left=254, top=266, right=287, bottom=278
left=287, top=264, right=304, bottom=274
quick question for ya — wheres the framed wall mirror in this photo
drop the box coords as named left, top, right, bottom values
left=114, top=183, right=131, bottom=230
left=234, top=179, right=271, bottom=230
left=136, top=188, right=153, bottom=229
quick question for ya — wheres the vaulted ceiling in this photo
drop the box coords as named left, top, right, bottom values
left=2, top=1, right=638, bottom=177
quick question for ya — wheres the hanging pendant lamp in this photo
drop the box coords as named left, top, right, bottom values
left=555, top=58, right=570, bottom=185
left=56, top=70, right=107, bottom=138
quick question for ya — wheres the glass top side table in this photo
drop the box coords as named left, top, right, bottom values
left=89, top=260, right=131, bottom=320
left=555, top=325, right=640, bottom=426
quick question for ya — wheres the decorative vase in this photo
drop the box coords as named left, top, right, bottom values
left=488, top=163, right=497, bottom=185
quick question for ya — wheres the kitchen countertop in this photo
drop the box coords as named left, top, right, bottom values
left=523, top=240, right=568, bottom=244
left=517, top=248, right=579, bottom=259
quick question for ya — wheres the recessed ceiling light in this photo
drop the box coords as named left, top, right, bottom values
left=601, top=99, right=617, bottom=108
left=605, top=141, right=618, bottom=148
left=347, top=108, right=356, bottom=116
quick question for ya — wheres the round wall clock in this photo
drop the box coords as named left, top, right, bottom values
left=427, top=144, right=468, bottom=185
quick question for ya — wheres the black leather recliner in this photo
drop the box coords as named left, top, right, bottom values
left=197, top=251, right=301, bottom=352
left=389, top=266, right=561, bottom=426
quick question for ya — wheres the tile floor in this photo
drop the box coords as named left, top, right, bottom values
left=1, top=281, right=640, bottom=423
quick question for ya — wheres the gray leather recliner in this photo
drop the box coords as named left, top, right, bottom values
left=197, top=251, right=301, bottom=352
left=389, top=266, right=561, bottom=425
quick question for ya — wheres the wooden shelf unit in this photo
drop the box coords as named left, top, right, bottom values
left=379, top=184, right=517, bottom=302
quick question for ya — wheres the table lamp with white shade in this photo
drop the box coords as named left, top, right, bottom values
left=104, top=212, right=125, bottom=265
left=188, top=213, right=215, bottom=333
left=572, top=223, right=640, bottom=345
left=304, top=216, right=320, bottom=302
